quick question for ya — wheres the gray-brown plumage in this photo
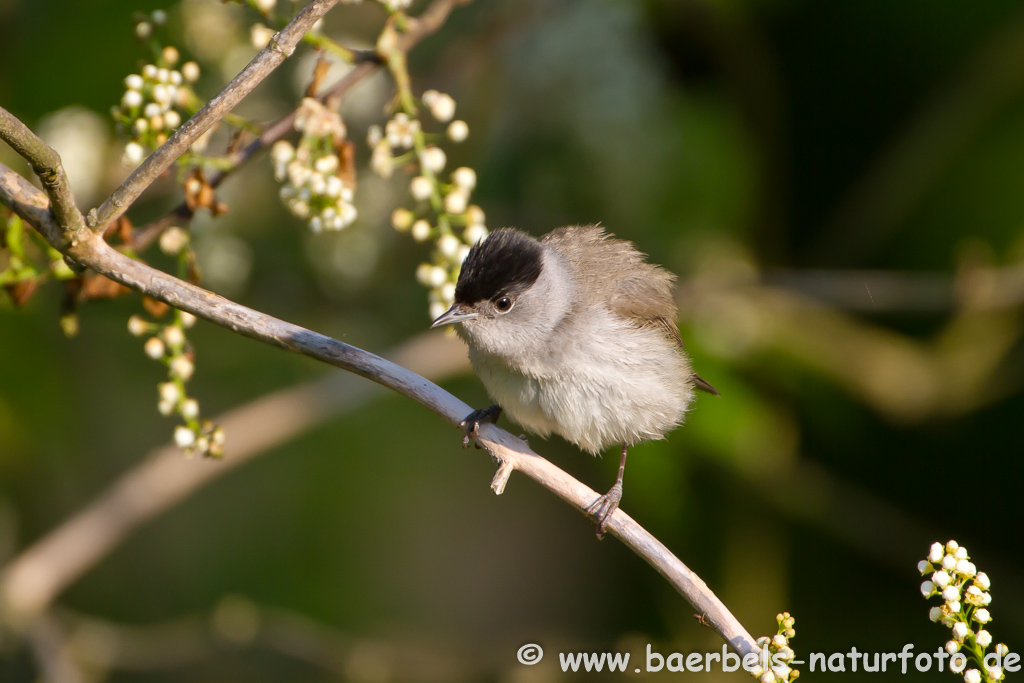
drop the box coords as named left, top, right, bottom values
left=432, top=225, right=716, bottom=536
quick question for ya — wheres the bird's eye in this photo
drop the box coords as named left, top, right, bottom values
left=495, top=296, right=513, bottom=312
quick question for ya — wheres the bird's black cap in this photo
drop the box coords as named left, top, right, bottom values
left=455, top=228, right=543, bottom=305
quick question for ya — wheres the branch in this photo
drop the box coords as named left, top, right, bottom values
left=86, top=0, right=343, bottom=232
left=0, top=163, right=757, bottom=656
left=0, top=106, right=86, bottom=249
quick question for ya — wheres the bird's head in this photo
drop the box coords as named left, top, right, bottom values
left=431, top=228, right=573, bottom=357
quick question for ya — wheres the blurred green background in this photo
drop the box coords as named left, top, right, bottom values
left=3, top=0, right=1024, bottom=680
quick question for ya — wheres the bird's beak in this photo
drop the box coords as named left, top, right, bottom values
left=431, top=303, right=478, bottom=328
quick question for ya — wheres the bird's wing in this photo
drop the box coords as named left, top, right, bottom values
left=543, top=225, right=719, bottom=395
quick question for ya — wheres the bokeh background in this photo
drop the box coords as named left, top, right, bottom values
left=3, top=0, right=1024, bottom=680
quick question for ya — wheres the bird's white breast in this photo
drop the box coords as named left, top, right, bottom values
left=468, top=308, right=694, bottom=454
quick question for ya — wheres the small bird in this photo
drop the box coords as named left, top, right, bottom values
left=431, top=226, right=716, bottom=536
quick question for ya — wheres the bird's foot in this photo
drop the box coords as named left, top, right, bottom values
left=458, top=404, right=502, bottom=448
left=585, top=482, right=622, bottom=539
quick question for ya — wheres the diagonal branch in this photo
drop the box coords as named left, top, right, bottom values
left=86, top=0, right=342, bottom=232
left=0, top=160, right=758, bottom=657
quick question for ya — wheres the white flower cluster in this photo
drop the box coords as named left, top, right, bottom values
left=369, top=89, right=480, bottom=317
left=920, top=541, right=1006, bottom=682
left=114, top=40, right=199, bottom=166
left=128, top=283, right=223, bottom=457
left=272, top=98, right=356, bottom=233
left=751, top=613, right=799, bottom=683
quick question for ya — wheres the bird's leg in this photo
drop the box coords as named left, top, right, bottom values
left=458, top=404, right=502, bottom=448
left=586, top=445, right=628, bottom=539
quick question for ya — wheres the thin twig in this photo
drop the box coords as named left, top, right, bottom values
left=0, top=160, right=758, bottom=656
left=86, top=0, right=342, bottom=232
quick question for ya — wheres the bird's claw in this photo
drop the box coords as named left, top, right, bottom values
left=586, top=482, right=623, bottom=539
left=458, top=404, right=502, bottom=449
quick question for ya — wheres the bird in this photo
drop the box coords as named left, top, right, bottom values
left=431, top=225, right=716, bottom=536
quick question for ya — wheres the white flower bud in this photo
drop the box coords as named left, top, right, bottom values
left=942, top=555, right=958, bottom=570
left=440, top=282, right=455, bottom=302
left=427, top=92, right=456, bottom=122
left=159, top=226, right=189, bottom=255
left=182, top=61, right=200, bottom=83
left=929, top=543, right=945, bottom=563
left=447, top=119, right=468, bottom=142
left=951, top=654, right=967, bottom=673
left=181, top=398, right=199, bottom=420
left=170, top=356, right=194, bottom=381
left=975, top=573, right=991, bottom=590
left=122, top=89, right=143, bottom=109
left=128, top=315, right=148, bottom=336
left=169, top=70, right=182, bottom=86
left=952, top=622, right=968, bottom=641
left=392, top=208, right=414, bottom=231
left=135, top=21, right=153, bottom=39
left=144, top=337, right=165, bottom=359
left=134, top=118, right=149, bottom=134
left=946, top=640, right=960, bottom=654
left=759, top=671, right=775, bottom=683
left=142, top=64, right=158, bottom=79
left=156, top=68, right=170, bottom=84
left=125, top=74, right=144, bottom=90
left=255, top=0, right=276, bottom=12
left=180, top=312, right=197, bottom=328
left=974, top=608, right=991, bottom=624
left=158, top=382, right=181, bottom=404
left=426, top=266, right=447, bottom=288
left=955, top=546, right=968, bottom=560
left=452, top=166, right=476, bottom=191
left=162, top=325, right=185, bottom=349
left=174, top=426, right=196, bottom=448
left=314, top=154, right=339, bottom=174
left=421, top=146, right=446, bottom=173
left=411, top=220, right=431, bottom=242
left=964, top=669, right=981, bottom=683
left=772, top=634, right=788, bottom=648
left=161, top=46, right=179, bottom=65
left=918, top=560, right=932, bottom=574
left=948, top=600, right=962, bottom=614
left=933, top=571, right=951, bottom=589
left=157, top=399, right=174, bottom=415
left=987, top=667, right=1003, bottom=681
left=444, top=190, right=467, bottom=215
left=996, top=644, right=1009, bottom=657
left=976, top=630, right=992, bottom=647
left=437, top=233, right=460, bottom=258
left=942, top=586, right=960, bottom=602
left=163, top=110, right=181, bottom=129
left=251, top=24, right=275, bottom=50
left=464, top=223, right=488, bottom=246
left=929, top=607, right=943, bottom=622
left=416, top=263, right=435, bottom=287
left=410, top=176, right=432, bottom=201
left=946, top=540, right=960, bottom=553
left=144, top=102, right=161, bottom=118
left=151, top=10, right=167, bottom=25
left=921, top=580, right=937, bottom=597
